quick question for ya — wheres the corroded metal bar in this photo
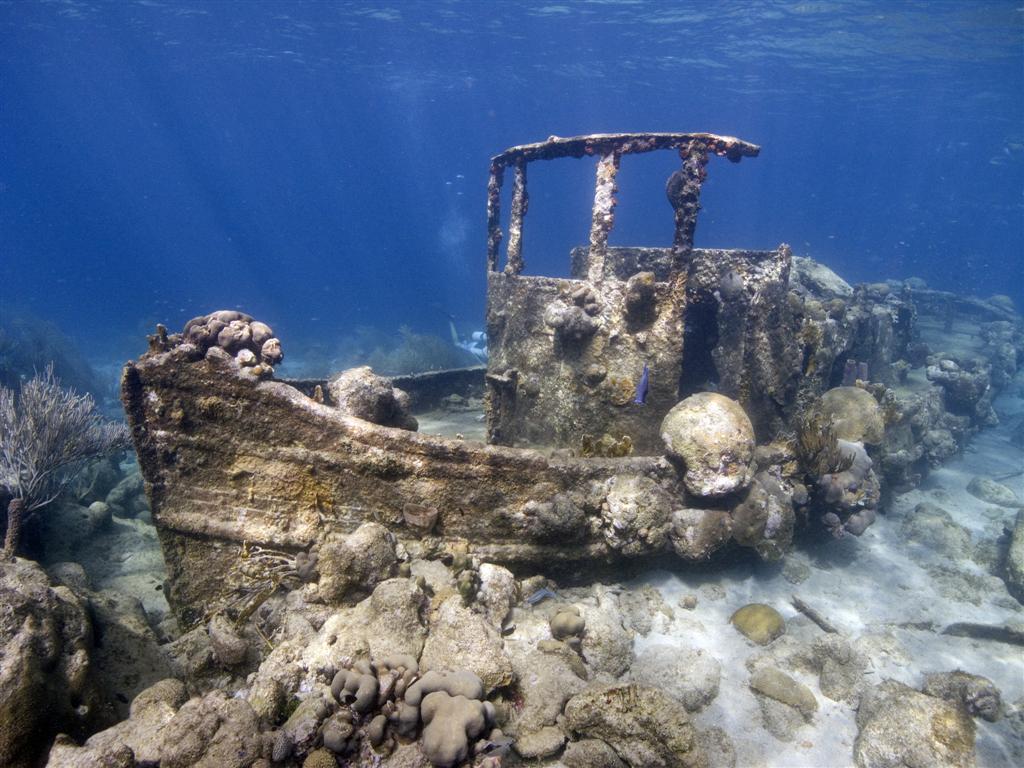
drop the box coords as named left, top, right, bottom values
left=486, top=163, right=504, bottom=272
left=504, top=160, right=528, bottom=276
left=489, top=132, right=759, bottom=274
left=587, top=152, right=620, bottom=284
left=667, top=141, right=710, bottom=258
left=492, top=132, right=759, bottom=170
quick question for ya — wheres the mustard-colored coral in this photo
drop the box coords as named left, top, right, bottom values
left=604, top=375, right=635, bottom=406
left=580, top=433, right=634, bottom=458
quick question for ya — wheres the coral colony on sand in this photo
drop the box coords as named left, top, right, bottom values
left=1, top=365, right=129, bottom=556
left=2, top=133, right=1023, bottom=768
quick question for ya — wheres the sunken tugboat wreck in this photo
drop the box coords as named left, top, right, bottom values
left=125, top=133, right=954, bottom=626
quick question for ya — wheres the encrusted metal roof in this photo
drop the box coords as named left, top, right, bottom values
left=490, top=132, right=760, bottom=169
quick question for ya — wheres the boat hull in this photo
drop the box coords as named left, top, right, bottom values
left=122, top=346, right=703, bottom=620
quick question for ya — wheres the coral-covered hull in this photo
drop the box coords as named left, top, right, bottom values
left=122, top=347, right=702, bottom=617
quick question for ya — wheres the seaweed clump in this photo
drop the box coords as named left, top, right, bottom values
left=796, top=411, right=853, bottom=478
left=796, top=407, right=880, bottom=538
left=603, top=375, right=636, bottom=406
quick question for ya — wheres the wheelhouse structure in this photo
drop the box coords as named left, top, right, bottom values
left=481, top=133, right=799, bottom=453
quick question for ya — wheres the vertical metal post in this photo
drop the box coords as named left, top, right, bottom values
left=504, top=160, right=528, bottom=276
left=668, top=141, right=709, bottom=267
left=486, top=163, right=504, bottom=273
left=587, top=151, right=620, bottom=284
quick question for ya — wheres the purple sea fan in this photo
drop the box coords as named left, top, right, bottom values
left=842, top=359, right=858, bottom=386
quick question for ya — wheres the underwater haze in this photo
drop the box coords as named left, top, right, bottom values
left=1, top=0, right=1022, bottom=371
left=5, top=4, right=1024, bottom=768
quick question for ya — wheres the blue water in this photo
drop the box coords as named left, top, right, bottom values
left=1, top=1, right=1021, bottom=370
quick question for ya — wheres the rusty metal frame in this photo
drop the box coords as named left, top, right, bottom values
left=486, top=132, right=760, bottom=276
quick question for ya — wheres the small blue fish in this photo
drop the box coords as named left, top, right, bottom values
left=525, top=587, right=562, bottom=606
left=477, top=734, right=516, bottom=757
left=634, top=363, right=650, bottom=405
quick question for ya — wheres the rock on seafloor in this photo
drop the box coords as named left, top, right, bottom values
left=967, top=476, right=1021, bottom=508
left=0, top=558, right=108, bottom=768
left=1004, top=509, right=1024, bottom=603
left=627, top=643, right=721, bottom=713
left=420, top=595, right=514, bottom=694
left=563, top=683, right=706, bottom=768
left=854, top=680, right=975, bottom=768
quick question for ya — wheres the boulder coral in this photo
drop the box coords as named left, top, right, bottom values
left=730, top=603, right=786, bottom=645
left=550, top=605, right=586, bottom=640
left=420, top=690, right=492, bottom=767
left=660, top=392, right=755, bottom=498
left=816, top=386, right=885, bottom=445
left=299, top=656, right=500, bottom=767
left=181, top=310, right=283, bottom=379
left=749, top=667, right=818, bottom=720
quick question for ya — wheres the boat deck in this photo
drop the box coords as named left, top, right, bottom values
left=414, top=407, right=487, bottom=442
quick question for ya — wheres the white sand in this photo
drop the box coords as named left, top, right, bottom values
left=638, top=375, right=1024, bottom=767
